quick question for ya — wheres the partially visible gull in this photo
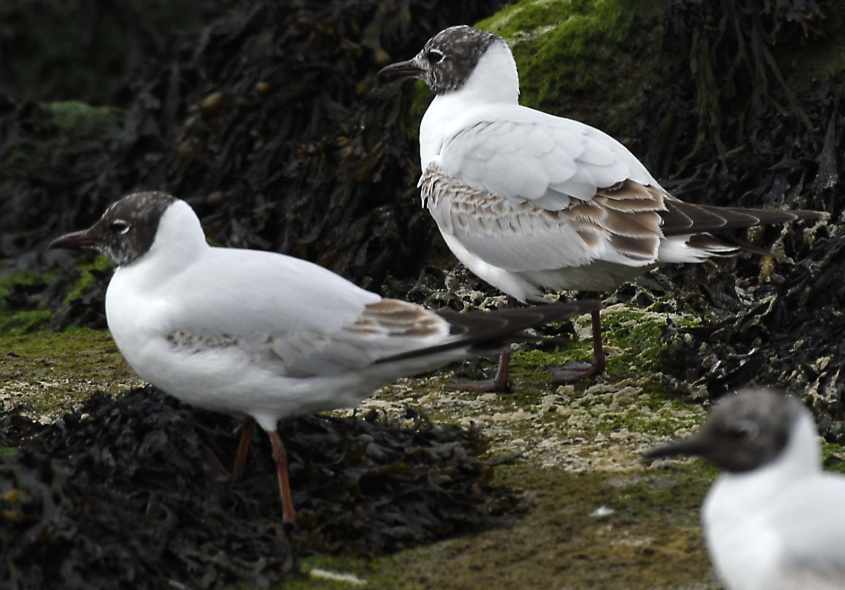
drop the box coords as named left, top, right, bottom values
left=379, top=25, right=828, bottom=392
left=49, top=191, right=595, bottom=528
left=645, top=389, right=845, bottom=590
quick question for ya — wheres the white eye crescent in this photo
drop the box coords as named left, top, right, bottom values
left=111, top=220, right=131, bottom=235
left=427, top=49, right=445, bottom=64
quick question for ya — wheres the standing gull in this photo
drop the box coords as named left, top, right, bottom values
left=379, top=25, right=828, bottom=391
left=49, top=191, right=594, bottom=528
left=645, top=389, right=845, bottom=590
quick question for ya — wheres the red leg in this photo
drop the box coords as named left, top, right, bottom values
left=447, top=348, right=512, bottom=393
left=231, top=418, right=255, bottom=481
left=268, top=430, right=297, bottom=527
left=549, top=307, right=606, bottom=384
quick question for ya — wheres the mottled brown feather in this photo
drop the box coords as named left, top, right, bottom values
left=419, top=166, right=827, bottom=265
left=565, top=180, right=666, bottom=259
left=347, top=299, right=442, bottom=338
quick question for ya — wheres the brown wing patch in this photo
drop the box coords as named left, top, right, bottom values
left=422, top=166, right=666, bottom=264
left=347, top=299, right=443, bottom=338
left=564, top=180, right=666, bottom=261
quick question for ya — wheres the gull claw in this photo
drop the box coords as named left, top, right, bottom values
left=548, top=360, right=602, bottom=384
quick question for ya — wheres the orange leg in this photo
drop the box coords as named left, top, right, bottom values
left=447, top=348, right=512, bottom=393
left=268, top=430, right=297, bottom=527
left=231, top=418, right=256, bottom=481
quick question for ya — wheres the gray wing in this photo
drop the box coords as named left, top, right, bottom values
left=157, top=248, right=453, bottom=377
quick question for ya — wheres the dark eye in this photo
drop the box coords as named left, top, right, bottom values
left=726, top=420, right=759, bottom=440
left=427, top=49, right=445, bottom=64
left=111, top=220, right=131, bottom=235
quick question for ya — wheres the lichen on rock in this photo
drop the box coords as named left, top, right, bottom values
left=478, top=0, right=665, bottom=144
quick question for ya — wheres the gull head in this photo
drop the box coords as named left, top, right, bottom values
left=643, top=389, right=810, bottom=474
left=49, top=191, right=180, bottom=267
left=378, top=25, right=514, bottom=97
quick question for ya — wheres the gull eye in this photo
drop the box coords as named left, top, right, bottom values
left=111, top=220, right=131, bottom=235
left=427, top=49, right=445, bottom=64
left=726, top=419, right=759, bottom=441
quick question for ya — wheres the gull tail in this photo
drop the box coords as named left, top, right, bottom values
left=657, top=200, right=828, bottom=262
left=660, top=199, right=828, bottom=236
left=374, top=300, right=598, bottom=364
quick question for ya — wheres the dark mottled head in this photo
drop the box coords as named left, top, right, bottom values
left=643, top=389, right=806, bottom=473
left=49, top=192, right=176, bottom=266
left=378, top=25, right=503, bottom=94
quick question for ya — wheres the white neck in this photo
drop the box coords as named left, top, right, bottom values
left=420, top=41, right=519, bottom=169
left=454, top=41, right=519, bottom=105
left=704, top=409, right=821, bottom=522
left=119, top=200, right=209, bottom=286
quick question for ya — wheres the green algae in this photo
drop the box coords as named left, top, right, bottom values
left=8, top=308, right=845, bottom=589
left=0, top=255, right=113, bottom=334
left=272, top=463, right=717, bottom=590
left=477, top=0, right=665, bottom=139
left=509, top=304, right=701, bottom=386
left=0, top=310, right=52, bottom=335
left=1, top=100, right=121, bottom=174
left=0, top=270, right=54, bottom=334
left=0, top=327, right=138, bottom=418
left=63, top=255, right=112, bottom=304
left=43, top=101, right=121, bottom=136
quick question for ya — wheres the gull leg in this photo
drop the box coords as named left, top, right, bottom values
left=447, top=348, right=512, bottom=393
left=231, top=417, right=256, bottom=481
left=268, top=430, right=297, bottom=528
left=549, top=307, right=606, bottom=384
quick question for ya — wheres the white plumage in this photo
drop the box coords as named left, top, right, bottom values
left=52, top=191, right=590, bottom=524
left=380, top=25, right=825, bottom=388
left=415, top=35, right=726, bottom=301
left=646, top=390, right=845, bottom=590
left=105, top=200, right=466, bottom=431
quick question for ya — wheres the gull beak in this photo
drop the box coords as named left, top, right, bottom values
left=48, top=228, right=98, bottom=251
left=377, top=58, right=425, bottom=83
left=642, top=434, right=708, bottom=463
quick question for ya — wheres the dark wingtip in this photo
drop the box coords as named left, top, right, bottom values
left=792, top=208, right=830, bottom=222
left=374, top=300, right=599, bottom=365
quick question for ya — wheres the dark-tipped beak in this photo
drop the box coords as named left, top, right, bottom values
left=642, top=435, right=708, bottom=463
left=48, top=229, right=98, bottom=251
left=378, top=59, right=424, bottom=83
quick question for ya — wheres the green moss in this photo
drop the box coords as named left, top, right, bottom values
left=0, top=327, right=138, bottom=418
left=0, top=270, right=56, bottom=334
left=64, top=255, right=112, bottom=304
left=271, top=463, right=715, bottom=589
left=477, top=0, right=664, bottom=140
left=0, top=309, right=52, bottom=335
left=1, top=100, right=122, bottom=180
left=822, top=441, right=845, bottom=475
left=43, top=101, right=121, bottom=136
left=511, top=304, right=700, bottom=383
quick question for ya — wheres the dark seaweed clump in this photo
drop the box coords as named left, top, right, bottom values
left=0, top=0, right=504, bottom=314
left=0, top=387, right=515, bottom=590
left=622, top=0, right=845, bottom=433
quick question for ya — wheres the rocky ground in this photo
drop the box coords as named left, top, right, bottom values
left=5, top=294, right=844, bottom=589
left=4, top=0, right=845, bottom=588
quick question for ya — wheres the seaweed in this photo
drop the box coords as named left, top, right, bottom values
left=0, top=387, right=517, bottom=589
